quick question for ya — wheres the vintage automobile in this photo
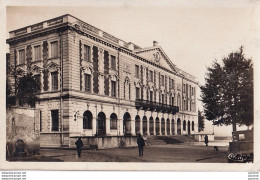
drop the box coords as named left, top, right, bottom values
left=227, top=130, right=253, bottom=163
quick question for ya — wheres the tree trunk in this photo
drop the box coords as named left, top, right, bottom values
left=232, top=120, right=237, bottom=132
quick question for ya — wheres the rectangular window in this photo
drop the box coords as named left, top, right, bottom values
left=183, top=84, right=185, bottom=93
left=51, top=41, right=58, bottom=58
left=136, top=87, right=140, bottom=99
left=161, top=75, right=164, bottom=86
left=172, top=97, right=174, bottom=106
left=186, top=84, right=188, bottom=95
left=150, top=91, right=153, bottom=102
left=34, top=45, right=41, bottom=61
left=171, top=79, right=174, bottom=89
left=18, top=49, right=25, bottom=65
left=84, top=45, right=91, bottom=61
left=34, top=74, right=41, bottom=92
left=111, top=55, right=116, bottom=70
left=51, top=72, right=58, bottom=90
left=51, top=110, right=59, bottom=131
left=162, top=94, right=165, bottom=104
left=84, top=74, right=91, bottom=92
left=111, top=81, right=116, bottom=97
left=149, top=70, right=153, bottom=82
left=135, top=65, right=139, bottom=78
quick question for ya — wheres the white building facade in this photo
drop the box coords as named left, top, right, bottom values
left=7, top=14, right=199, bottom=147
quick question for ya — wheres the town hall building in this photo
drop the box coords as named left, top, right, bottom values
left=7, top=14, right=199, bottom=148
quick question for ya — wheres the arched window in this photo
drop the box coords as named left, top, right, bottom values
left=192, top=121, right=195, bottom=131
left=183, top=120, right=186, bottom=131
left=83, top=110, right=93, bottom=129
left=110, top=113, right=117, bottom=130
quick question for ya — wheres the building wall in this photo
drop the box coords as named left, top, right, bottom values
left=7, top=14, right=199, bottom=147
left=6, top=107, right=40, bottom=156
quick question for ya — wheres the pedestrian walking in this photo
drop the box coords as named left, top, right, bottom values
left=204, top=135, right=209, bottom=146
left=75, top=137, right=83, bottom=158
left=137, top=134, right=145, bottom=156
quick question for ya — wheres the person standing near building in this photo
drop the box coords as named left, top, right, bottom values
left=204, top=135, right=209, bottom=146
left=75, top=137, right=83, bottom=158
left=137, top=134, right=145, bottom=156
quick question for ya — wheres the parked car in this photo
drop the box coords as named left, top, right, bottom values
left=227, top=130, right=253, bottom=163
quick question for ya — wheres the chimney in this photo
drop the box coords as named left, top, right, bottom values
left=153, top=41, right=158, bottom=47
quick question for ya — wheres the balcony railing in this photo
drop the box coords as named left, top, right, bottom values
left=135, top=99, right=179, bottom=114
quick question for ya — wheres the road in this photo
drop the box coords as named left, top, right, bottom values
left=37, top=143, right=228, bottom=163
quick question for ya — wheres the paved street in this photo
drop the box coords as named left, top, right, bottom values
left=38, top=143, right=229, bottom=163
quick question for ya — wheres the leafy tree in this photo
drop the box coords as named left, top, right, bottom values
left=198, top=110, right=205, bottom=132
left=201, top=47, right=253, bottom=132
left=17, top=73, right=40, bottom=107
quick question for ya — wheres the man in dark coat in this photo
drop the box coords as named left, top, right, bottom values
left=137, top=134, right=145, bottom=156
left=75, top=137, right=83, bottom=157
left=204, top=135, right=209, bottom=146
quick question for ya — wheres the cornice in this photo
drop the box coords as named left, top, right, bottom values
left=7, top=23, right=198, bottom=85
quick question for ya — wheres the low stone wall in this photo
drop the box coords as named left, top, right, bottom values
left=194, top=134, right=214, bottom=142
left=6, top=107, right=40, bottom=157
left=70, top=136, right=138, bottom=149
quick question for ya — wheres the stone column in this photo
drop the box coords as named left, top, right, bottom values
left=131, top=119, right=135, bottom=135
left=147, top=118, right=150, bottom=135
left=169, top=118, right=172, bottom=135
left=106, top=118, right=110, bottom=135
left=40, top=70, right=44, bottom=92
left=140, top=117, right=143, bottom=135
left=92, top=115, right=97, bottom=136
left=159, top=118, right=162, bottom=135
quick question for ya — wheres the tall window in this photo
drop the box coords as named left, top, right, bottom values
left=51, top=72, right=58, bottom=90
left=18, top=49, right=25, bottom=65
left=162, top=94, right=165, bottom=104
left=84, top=74, right=91, bottom=92
left=171, top=79, right=174, bottom=89
left=111, top=55, right=116, bottom=70
left=34, top=74, right=41, bottom=92
left=51, top=41, right=58, bottom=58
left=51, top=110, right=59, bottom=131
left=149, top=70, right=153, bottom=82
left=84, top=45, right=91, bottom=61
left=34, top=45, right=41, bottom=61
left=150, top=91, right=153, bottom=102
left=110, top=113, right=117, bottom=130
left=172, top=96, right=174, bottom=106
left=135, top=65, right=139, bottom=78
left=136, top=87, right=140, bottom=99
left=183, top=84, right=185, bottom=93
left=111, top=81, right=116, bottom=97
left=83, top=111, right=92, bottom=129
left=161, top=75, right=164, bottom=86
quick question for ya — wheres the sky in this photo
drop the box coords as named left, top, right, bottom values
left=5, top=1, right=260, bottom=135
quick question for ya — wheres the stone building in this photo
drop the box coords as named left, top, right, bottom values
left=6, top=14, right=199, bottom=148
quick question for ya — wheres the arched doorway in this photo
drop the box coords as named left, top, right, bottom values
left=149, top=117, right=154, bottom=135
left=135, top=115, right=141, bottom=135
left=188, top=121, right=191, bottom=134
left=192, top=121, right=195, bottom=132
left=171, top=119, right=175, bottom=135
left=167, top=118, right=170, bottom=135
left=110, top=113, right=117, bottom=130
left=183, top=120, right=186, bottom=132
left=83, top=110, right=93, bottom=129
left=123, top=112, right=131, bottom=135
left=97, top=112, right=106, bottom=136
left=155, top=117, right=160, bottom=135
left=161, top=118, right=165, bottom=135
left=143, top=116, right=147, bottom=135
left=177, top=118, right=181, bottom=135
